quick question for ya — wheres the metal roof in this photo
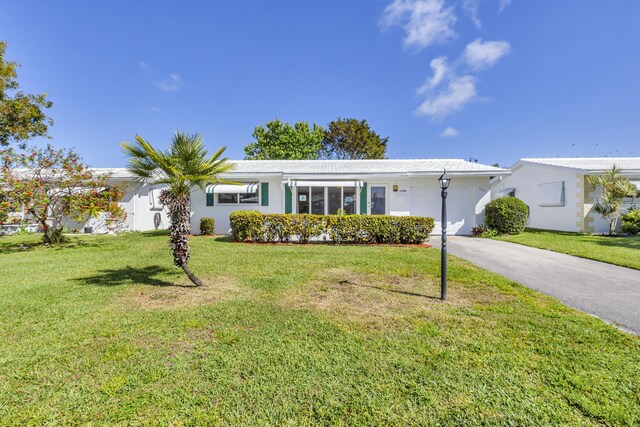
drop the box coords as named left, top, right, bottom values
left=226, top=159, right=506, bottom=176
left=518, top=157, right=640, bottom=173
left=102, top=159, right=508, bottom=179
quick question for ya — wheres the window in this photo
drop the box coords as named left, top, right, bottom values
left=328, top=187, right=341, bottom=214
left=217, top=188, right=259, bottom=205
left=297, top=187, right=309, bottom=213
left=311, top=187, right=324, bottom=214
left=296, top=186, right=357, bottom=214
left=217, top=193, right=238, bottom=204
left=343, top=187, right=356, bottom=214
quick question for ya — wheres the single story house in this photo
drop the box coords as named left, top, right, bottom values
left=187, top=159, right=509, bottom=235
left=2, top=159, right=508, bottom=236
left=491, top=157, right=640, bottom=234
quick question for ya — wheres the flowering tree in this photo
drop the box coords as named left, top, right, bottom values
left=0, top=145, right=125, bottom=244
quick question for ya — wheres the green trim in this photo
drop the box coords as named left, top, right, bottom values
left=285, top=185, right=292, bottom=214
left=359, top=183, right=368, bottom=214
left=261, top=182, right=269, bottom=206
left=206, top=193, right=214, bottom=207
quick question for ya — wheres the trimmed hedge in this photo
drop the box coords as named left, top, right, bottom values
left=200, top=217, right=215, bottom=235
left=485, top=197, right=529, bottom=235
left=230, top=211, right=435, bottom=244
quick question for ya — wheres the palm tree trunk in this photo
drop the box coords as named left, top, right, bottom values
left=168, top=193, right=203, bottom=286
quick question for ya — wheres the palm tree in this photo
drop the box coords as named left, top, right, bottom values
left=122, top=132, right=234, bottom=286
left=586, top=165, right=635, bottom=236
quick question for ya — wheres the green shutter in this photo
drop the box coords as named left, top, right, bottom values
left=206, top=192, right=214, bottom=207
left=261, top=182, right=269, bottom=206
left=359, top=183, right=367, bottom=214
left=285, top=185, right=292, bottom=214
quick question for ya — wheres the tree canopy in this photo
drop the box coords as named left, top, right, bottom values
left=321, top=118, right=387, bottom=160
left=244, top=119, right=325, bottom=160
left=0, top=41, right=53, bottom=148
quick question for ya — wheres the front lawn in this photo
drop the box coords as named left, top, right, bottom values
left=494, top=228, right=640, bottom=270
left=1, top=232, right=639, bottom=425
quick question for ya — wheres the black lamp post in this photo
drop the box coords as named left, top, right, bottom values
left=439, top=170, right=451, bottom=301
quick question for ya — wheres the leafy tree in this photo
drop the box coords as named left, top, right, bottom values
left=0, top=41, right=53, bottom=147
left=122, top=132, right=234, bottom=286
left=586, top=165, right=635, bottom=235
left=0, top=145, right=125, bottom=244
left=244, top=119, right=324, bottom=160
left=321, top=118, right=387, bottom=160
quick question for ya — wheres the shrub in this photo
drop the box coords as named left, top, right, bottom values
left=200, top=217, right=215, bottom=236
left=485, top=197, right=529, bottom=235
left=471, top=224, right=499, bottom=238
left=229, top=210, right=263, bottom=242
left=229, top=211, right=435, bottom=244
left=621, top=209, right=640, bottom=235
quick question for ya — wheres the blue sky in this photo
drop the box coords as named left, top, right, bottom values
left=2, top=0, right=639, bottom=167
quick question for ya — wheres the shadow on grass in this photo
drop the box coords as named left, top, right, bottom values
left=338, top=280, right=440, bottom=300
left=0, top=238, right=99, bottom=254
left=74, top=265, right=187, bottom=287
left=138, top=230, right=170, bottom=238
left=595, top=236, right=640, bottom=250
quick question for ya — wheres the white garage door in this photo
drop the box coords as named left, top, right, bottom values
left=409, top=186, right=474, bottom=235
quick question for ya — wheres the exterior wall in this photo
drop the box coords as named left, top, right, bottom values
left=124, top=183, right=171, bottom=232
left=190, top=177, right=283, bottom=235
left=492, top=163, right=582, bottom=232
left=188, top=175, right=492, bottom=236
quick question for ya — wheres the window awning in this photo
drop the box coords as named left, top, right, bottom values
left=286, top=180, right=363, bottom=188
left=206, top=183, right=258, bottom=194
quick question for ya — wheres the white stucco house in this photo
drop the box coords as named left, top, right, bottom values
left=188, top=159, right=508, bottom=235
left=491, top=157, right=640, bottom=234
left=88, top=159, right=506, bottom=236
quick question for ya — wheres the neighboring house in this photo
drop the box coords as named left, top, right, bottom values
left=491, top=158, right=640, bottom=234
left=65, top=169, right=171, bottom=234
left=188, top=159, right=508, bottom=235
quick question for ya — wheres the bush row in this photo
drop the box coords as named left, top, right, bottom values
left=229, top=211, right=435, bottom=244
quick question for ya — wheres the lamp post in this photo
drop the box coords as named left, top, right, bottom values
left=439, top=170, right=451, bottom=301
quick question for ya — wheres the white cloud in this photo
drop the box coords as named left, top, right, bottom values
left=138, top=60, right=150, bottom=73
left=153, top=73, right=183, bottom=93
left=462, top=0, right=481, bottom=28
left=415, top=75, right=477, bottom=119
left=499, top=0, right=512, bottom=12
left=463, top=38, right=511, bottom=70
left=417, top=56, right=450, bottom=95
left=145, top=106, right=162, bottom=113
left=440, top=126, right=459, bottom=137
left=381, top=0, right=457, bottom=51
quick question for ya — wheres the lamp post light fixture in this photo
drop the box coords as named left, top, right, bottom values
left=439, top=170, right=451, bottom=301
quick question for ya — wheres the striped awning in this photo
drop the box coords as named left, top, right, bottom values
left=206, top=183, right=258, bottom=194
left=286, top=180, right=363, bottom=188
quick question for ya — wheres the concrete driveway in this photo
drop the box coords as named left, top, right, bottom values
left=430, top=236, right=640, bottom=334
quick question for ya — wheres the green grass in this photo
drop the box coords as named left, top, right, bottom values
left=1, top=232, right=639, bottom=425
left=494, top=228, right=640, bottom=270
